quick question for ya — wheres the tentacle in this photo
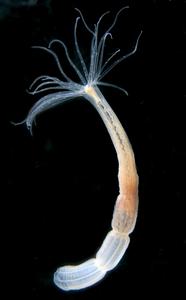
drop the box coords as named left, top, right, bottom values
left=49, top=39, right=86, bottom=85
left=98, top=81, right=128, bottom=96
left=105, top=6, right=129, bottom=34
left=26, top=90, right=82, bottom=133
left=74, top=17, right=89, bottom=80
left=99, top=31, right=142, bottom=80
left=89, top=11, right=110, bottom=81
left=29, top=81, right=62, bottom=94
left=75, top=8, right=94, bottom=35
left=98, top=48, right=120, bottom=77
left=28, top=75, right=61, bottom=91
left=32, top=46, right=74, bottom=82
left=96, top=33, right=113, bottom=77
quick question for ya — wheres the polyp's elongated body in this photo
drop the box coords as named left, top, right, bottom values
left=84, top=85, right=139, bottom=235
left=24, top=7, right=141, bottom=291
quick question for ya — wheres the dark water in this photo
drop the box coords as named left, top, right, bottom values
left=2, top=0, right=184, bottom=299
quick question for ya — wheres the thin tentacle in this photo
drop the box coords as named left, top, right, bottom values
left=98, top=81, right=128, bottom=95
left=105, top=6, right=129, bottom=34
left=98, top=49, right=120, bottom=77
left=29, top=80, right=82, bottom=95
left=32, top=46, right=74, bottom=82
left=99, top=31, right=142, bottom=80
left=75, top=8, right=94, bottom=35
left=26, top=90, right=83, bottom=133
left=28, top=86, right=72, bottom=95
left=74, top=17, right=89, bottom=80
left=30, top=82, right=63, bottom=94
left=89, top=28, right=97, bottom=83
left=89, top=11, right=110, bottom=81
left=96, top=33, right=112, bottom=77
left=49, top=39, right=86, bottom=85
left=28, top=75, right=61, bottom=91
left=95, top=6, right=129, bottom=79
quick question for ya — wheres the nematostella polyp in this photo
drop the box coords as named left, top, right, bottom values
left=24, top=7, right=141, bottom=291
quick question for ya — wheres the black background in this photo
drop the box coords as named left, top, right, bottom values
left=2, top=0, right=185, bottom=299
